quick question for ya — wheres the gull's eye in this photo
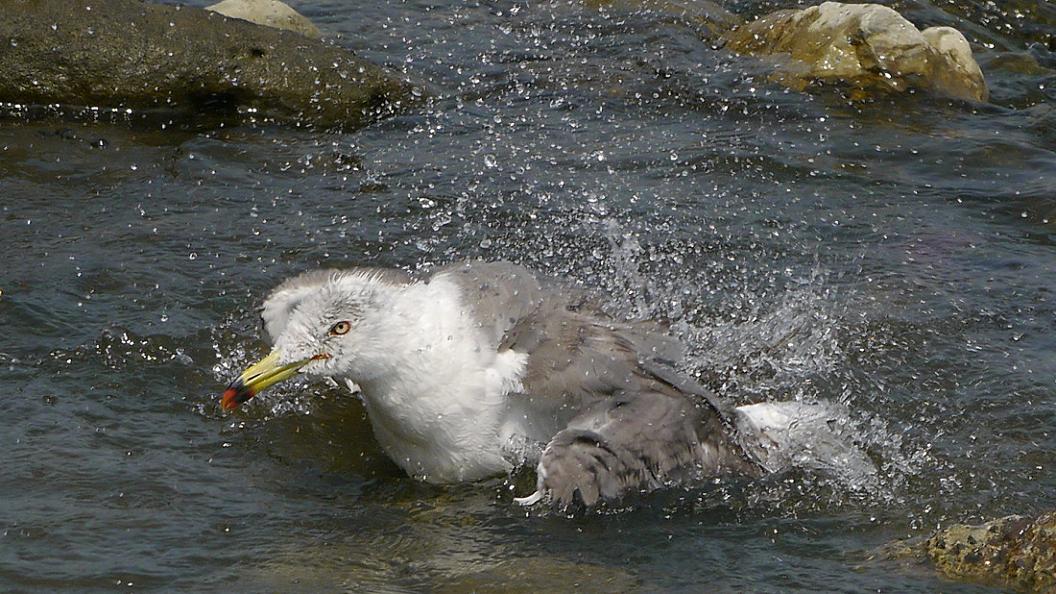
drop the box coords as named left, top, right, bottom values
left=329, top=321, right=351, bottom=336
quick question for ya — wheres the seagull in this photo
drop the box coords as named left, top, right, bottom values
left=221, top=261, right=871, bottom=506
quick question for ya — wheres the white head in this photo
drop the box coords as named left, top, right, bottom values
left=222, top=269, right=409, bottom=410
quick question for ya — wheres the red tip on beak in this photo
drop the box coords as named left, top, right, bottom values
left=221, top=381, right=255, bottom=411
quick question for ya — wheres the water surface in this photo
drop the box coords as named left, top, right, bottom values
left=2, top=0, right=1055, bottom=591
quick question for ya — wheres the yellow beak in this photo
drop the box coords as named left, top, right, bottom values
left=221, top=350, right=309, bottom=410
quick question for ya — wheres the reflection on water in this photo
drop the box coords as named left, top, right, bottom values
left=2, top=0, right=1054, bottom=591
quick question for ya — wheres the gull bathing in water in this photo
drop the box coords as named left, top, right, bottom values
left=222, top=261, right=874, bottom=507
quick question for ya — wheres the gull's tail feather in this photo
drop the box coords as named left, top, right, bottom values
left=734, top=400, right=879, bottom=490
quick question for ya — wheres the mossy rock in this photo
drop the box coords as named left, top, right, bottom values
left=925, top=513, right=1056, bottom=591
left=878, top=512, right=1056, bottom=591
left=0, top=0, right=424, bottom=128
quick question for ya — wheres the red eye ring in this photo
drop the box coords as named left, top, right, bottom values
left=329, top=321, right=351, bottom=336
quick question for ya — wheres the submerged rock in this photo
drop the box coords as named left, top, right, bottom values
left=723, top=2, right=988, bottom=102
left=879, top=512, right=1056, bottom=591
left=206, top=0, right=322, bottom=39
left=437, top=557, right=640, bottom=594
left=0, top=0, right=422, bottom=128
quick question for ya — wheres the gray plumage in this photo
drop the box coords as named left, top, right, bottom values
left=437, top=265, right=767, bottom=507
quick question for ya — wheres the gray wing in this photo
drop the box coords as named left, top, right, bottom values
left=437, top=260, right=692, bottom=404
left=433, top=260, right=557, bottom=346
left=496, top=290, right=741, bottom=426
left=526, top=389, right=765, bottom=508
left=514, top=321, right=764, bottom=506
left=500, top=307, right=706, bottom=406
left=436, top=260, right=762, bottom=506
left=511, top=315, right=764, bottom=507
left=260, top=267, right=412, bottom=344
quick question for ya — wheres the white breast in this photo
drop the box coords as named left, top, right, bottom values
left=355, top=276, right=530, bottom=483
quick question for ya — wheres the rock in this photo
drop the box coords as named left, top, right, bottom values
left=0, top=0, right=423, bottom=128
left=919, top=26, right=989, bottom=101
left=723, top=2, right=988, bottom=102
left=206, top=0, right=322, bottom=39
left=878, top=512, right=1056, bottom=590
left=925, top=513, right=1056, bottom=590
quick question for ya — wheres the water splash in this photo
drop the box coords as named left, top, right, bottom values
left=686, top=266, right=846, bottom=402
left=208, top=315, right=338, bottom=419
left=572, top=224, right=931, bottom=506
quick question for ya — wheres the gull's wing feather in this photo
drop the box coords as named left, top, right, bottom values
left=437, top=260, right=763, bottom=506
left=498, top=296, right=739, bottom=426
left=434, top=260, right=557, bottom=346
left=438, top=261, right=682, bottom=397
left=531, top=389, right=764, bottom=508
left=438, top=260, right=737, bottom=418
left=502, top=311, right=663, bottom=402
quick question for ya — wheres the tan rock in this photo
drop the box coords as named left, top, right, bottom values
left=876, top=512, right=1056, bottom=590
left=724, top=2, right=988, bottom=102
left=925, top=513, right=1056, bottom=590
left=920, top=26, right=987, bottom=100
left=206, top=0, right=322, bottom=39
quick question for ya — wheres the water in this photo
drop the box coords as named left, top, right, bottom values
left=2, top=0, right=1054, bottom=591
